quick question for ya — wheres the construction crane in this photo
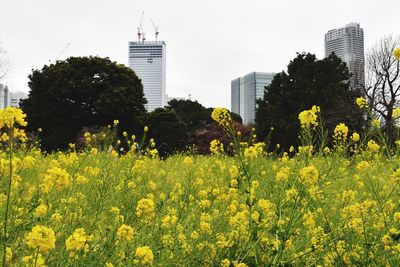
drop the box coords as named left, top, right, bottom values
left=55, top=42, right=71, bottom=61
left=150, top=19, right=159, bottom=41
left=137, top=11, right=144, bottom=42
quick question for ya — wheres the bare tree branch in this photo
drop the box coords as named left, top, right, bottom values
left=362, top=35, right=400, bottom=142
left=0, top=44, right=9, bottom=82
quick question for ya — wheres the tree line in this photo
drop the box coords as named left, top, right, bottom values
left=17, top=35, right=400, bottom=154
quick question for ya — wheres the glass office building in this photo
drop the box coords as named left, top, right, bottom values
left=128, top=41, right=166, bottom=112
left=231, top=72, right=275, bottom=124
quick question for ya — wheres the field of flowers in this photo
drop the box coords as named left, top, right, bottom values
left=2, top=104, right=400, bottom=266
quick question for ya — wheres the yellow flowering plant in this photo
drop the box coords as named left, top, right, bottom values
left=394, top=47, right=400, bottom=60
left=2, top=105, right=400, bottom=265
left=297, top=106, right=328, bottom=155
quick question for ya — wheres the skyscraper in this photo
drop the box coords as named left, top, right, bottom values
left=128, top=41, right=166, bottom=112
left=231, top=72, right=275, bottom=124
left=325, top=23, right=365, bottom=90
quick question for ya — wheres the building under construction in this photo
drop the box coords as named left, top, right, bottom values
left=128, top=13, right=166, bottom=112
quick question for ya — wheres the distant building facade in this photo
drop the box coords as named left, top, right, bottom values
left=325, top=23, right=365, bottom=90
left=231, top=72, right=275, bottom=124
left=128, top=41, right=166, bottom=112
left=0, top=85, right=28, bottom=109
left=0, top=84, right=9, bottom=109
left=10, top=91, right=28, bottom=107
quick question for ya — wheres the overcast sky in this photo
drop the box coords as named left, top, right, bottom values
left=0, top=0, right=399, bottom=109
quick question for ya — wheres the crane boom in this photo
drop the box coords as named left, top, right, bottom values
left=150, top=19, right=159, bottom=41
left=55, top=42, right=71, bottom=61
left=137, top=12, right=144, bottom=41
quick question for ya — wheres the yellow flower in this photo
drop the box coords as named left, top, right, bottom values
left=65, top=228, right=91, bottom=257
left=22, top=253, right=46, bottom=267
left=136, top=197, right=155, bottom=220
left=183, top=156, right=193, bottom=165
left=393, top=107, right=400, bottom=119
left=394, top=47, right=400, bottom=60
left=243, top=142, right=265, bottom=158
left=116, top=224, right=135, bottom=243
left=299, top=165, right=319, bottom=185
left=144, top=126, right=149, bottom=132
left=1, top=132, right=9, bottom=142
left=5, top=247, right=12, bottom=263
left=244, top=146, right=258, bottom=158
left=22, top=156, right=36, bottom=168
left=230, top=179, right=238, bottom=188
left=298, top=145, right=313, bottom=155
left=394, top=212, right=400, bottom=223
left=40, top=166, right=71, bottom=194
left=134, top=246, right=154, bottom=265
left=351, top=132, right=360, bottom=142
left=113, top=119, right=119, bottom=125
left=234, top=262, right=248, bottom=267
left=209, top=139, right=224, bottom=154
left=0, top=107, right=28, bottom=129
left=298, top=106, right=319, bottom=129
left=333, top=123, right=349, bottom=142
left=161, top=213, right=178, bottom=228
left=372, top=119, right=380, bottom=128
left=51, top=212, right=62, bottom=222
left=34, top=204, right=48, bottom=218
left=367, top=140, right=380, bottom=152
left=356, top=161, right=370, bottom=172
left=76, top=174, right=89, bottom=184
left=221, top=259, right=230, bottom=267
left=285, top=188, right=299, bottom=202
left=356, top=97, right=368, bottom=109
left=211, top=108, right=232, bottom=127
left=199, top=212, right=212, bottom=234
left=26, top=225, right=56, bottom=254
left=276, top=166, right=290, bottom=182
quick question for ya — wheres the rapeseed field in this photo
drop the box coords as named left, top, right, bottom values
left=1, top=103, right=400, bottom=266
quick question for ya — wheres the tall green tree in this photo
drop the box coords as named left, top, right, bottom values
left=166, top=99, right=211, bottom=132
left=21, top=56, right=147, bottom=151
left=147, top=108, right=188, bottom=156
left=166, top=99, right=242, bottom=132
left=255, top=53, right=364, bottom=149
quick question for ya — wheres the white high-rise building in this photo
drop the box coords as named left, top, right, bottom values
left=0, top=84, right=9, bottom=109
left=0, top=85, right=28, bottom=108
left=128, top=41, right=166, bottom=112
left=231, top=72, right=275, bottom=124
left=325, top=23, right=365, bottom=90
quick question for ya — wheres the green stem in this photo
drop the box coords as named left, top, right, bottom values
left=2, top=128, right=13, bottom=267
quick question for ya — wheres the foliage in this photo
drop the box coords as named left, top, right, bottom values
left=166, top=99, right=242, bottom=152
left=255, top=53, right=364, bottom=150
left=166, top=99, right=243, bottom=132
left=20, top=56, right=147, bottom=151
left=166, top=99, right=211, bottom=133
left=191, top=122, right=252, bottom=155
left=147, top=108, right=188, bottom=157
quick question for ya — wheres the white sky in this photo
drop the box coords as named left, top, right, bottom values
left=0, top=0, right=399, bottom=109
